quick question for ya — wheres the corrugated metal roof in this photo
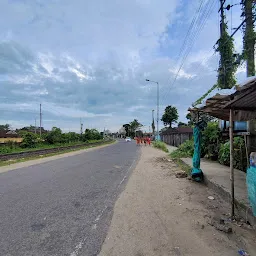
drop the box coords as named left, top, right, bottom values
left=189, top=77, right=256, bottom=121
left=161, top=127, right=193, bottom=134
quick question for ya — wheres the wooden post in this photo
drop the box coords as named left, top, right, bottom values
left=229, top=109, right=235, bottom=218
left=244, top=134, right=249, bottom=168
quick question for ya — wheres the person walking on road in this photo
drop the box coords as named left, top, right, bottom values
left=147, top=136, right=151, bottom=146
left=136, top=137, right=140, bottom=146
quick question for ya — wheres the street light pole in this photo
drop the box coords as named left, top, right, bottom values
left=146, top=79, right=159, bottom=141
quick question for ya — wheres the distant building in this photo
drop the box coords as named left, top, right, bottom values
left=0, top=130, right=22, bottom=144
left=160, top=127, right=193, bottom=147
left=0, top=130, right=19, bottom=138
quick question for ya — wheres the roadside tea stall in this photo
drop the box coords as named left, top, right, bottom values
left=189, top=77, right=256, bottom=219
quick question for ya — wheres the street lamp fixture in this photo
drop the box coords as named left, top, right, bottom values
left=146, top=79, right=160, bottom=141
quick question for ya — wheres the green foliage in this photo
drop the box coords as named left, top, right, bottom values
left=218, top=137, right=247, bottom=171
left=0, top=124, right=10, bottom=131
left=21, top=132, right=38, bottom=148
left=130, top=119, right=142, bottom=137
left=193, top=84, right=218, bottom=106
left=170, top=139, right=194, bottom=159
left=161, top=105, right=179, bottom=127
left=82, top=129, right=102, bottom=141
left=61, top=132, right=80, bottom=143
left=0, top=125, right=104, bottom=155
left=201, top=122, right=221, bottom=160
left=178, top=122, right=188, bottom=127
left=44, top=127, right=63, bottom=144
left=123, top=124, right=131, bottom=136
left=216, top=16, right=237, bottom=89
left=151, top=119, right=155, bottom=134
left=241, top=0, right=256, bottom=76
left=152, top=141, right=168, bottom=152
left=0, top=141, right=20, bottom=154
left=123, top=119, right=142, bottom=137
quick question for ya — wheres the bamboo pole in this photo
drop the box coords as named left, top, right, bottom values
left=229, top=109, right=235, bottom=218
left=244, top=134, right=249, bottom=168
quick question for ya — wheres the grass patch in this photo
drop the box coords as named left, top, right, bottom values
left=152, top=141, right=169, bottom=153
left=169, top=139, right=194, bottom=159
left=0, top=140, right=105, bottom=155
left=172, top=158, right=191, bottom=175
left=0, top=140, right=115, bottom=167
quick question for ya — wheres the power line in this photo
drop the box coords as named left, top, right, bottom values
left=39, top=103, right=42, bottom=137
left=162, top=0, right=217, bottom=103
left=162, top=0, right=206, bottom=92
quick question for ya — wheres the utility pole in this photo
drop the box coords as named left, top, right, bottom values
left=157, top=82, right=159, bottom=141
left=219, top=0, right=225, bottom=35
left=80, top=118, right=83, bottom=136
left=219, top=0, right=226, bottom=86
left=39, top=103, right=42, bottom=137
left=34, top=118, right=37, bottom=134
left=244, top=0, right=255, bottom=76
left=152, top=109, right=155, bottom=137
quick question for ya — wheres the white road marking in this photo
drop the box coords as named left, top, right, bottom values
left=70, top=241, right=84, bottom=256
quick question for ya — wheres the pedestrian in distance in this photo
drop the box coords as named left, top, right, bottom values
left=136, top=137, right=140, bottom=146
left=144, top=137, right=147, bottom=146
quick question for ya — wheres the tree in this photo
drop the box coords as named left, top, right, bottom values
left=186, top=113, right=193, bottom=126
left=62, top=132, right=80, bottom=143
left=151, top=119, right=155, bottom=135
left=178, top=122, right=188, bottom=127
left=20, top=132, right=38, bottom=148
left=129, top=119, right=142, bottom=137
left=130, top=119, right=142, bottom=131
left=0, top=124, right=10, bottom=131
left=45, top=127, right=63, bottom=144
left=123, top=124, right=131, bottom=137
left=161, top=106, right=178, bottom=127
left=82, top=129, right=102, bottom=141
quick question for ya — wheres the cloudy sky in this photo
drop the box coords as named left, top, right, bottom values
left=0, top=0, right=247, bottom=132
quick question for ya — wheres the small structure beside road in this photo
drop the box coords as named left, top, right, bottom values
left=161, top=126, right=193, bottom=147
left=0, top=130, right=22, bottom=144
left=188, top=76, right=256, bottom=220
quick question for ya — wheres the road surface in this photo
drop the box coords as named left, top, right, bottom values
left=0, top=140, right=139, bottom=256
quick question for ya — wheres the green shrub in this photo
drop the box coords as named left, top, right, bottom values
left=218, top=137, right=247, bottom=171
left=44, top=127, right=63, bottom=144
left=170, top=139, right=194, bottom=158
left=0, top=145, right=13, bottom=154
left=82, top=129, right=103, bottom=142
left=201, top=122, right=221, bottom=160
left=21, top=132, right=38, bottom=148
left=153, top=141, right=168, bottom=152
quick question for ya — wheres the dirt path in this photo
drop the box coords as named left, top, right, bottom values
left=99, top=146, right=256, bottom=256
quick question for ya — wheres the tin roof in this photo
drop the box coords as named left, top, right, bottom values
left=189, top=77, right=256, bottom=121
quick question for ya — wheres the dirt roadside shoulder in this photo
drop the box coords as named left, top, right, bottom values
left=99, top=146, right=256, bottom=256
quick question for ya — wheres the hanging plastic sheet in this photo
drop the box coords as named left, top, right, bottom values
left=191, top=124, right=204, bottom=182
left=247, top=152, right=256, bottom=216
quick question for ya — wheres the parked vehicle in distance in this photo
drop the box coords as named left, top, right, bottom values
left=125, top=137, right=131, bottom=142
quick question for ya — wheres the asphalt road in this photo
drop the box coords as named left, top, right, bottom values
left=0, top=140, right=139, bottom=256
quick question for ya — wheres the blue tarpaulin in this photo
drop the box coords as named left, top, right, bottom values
left=191, top=125, right=204, bottom=182
left=247, top=166, right=256, bottom=216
